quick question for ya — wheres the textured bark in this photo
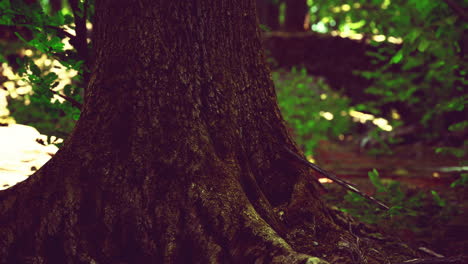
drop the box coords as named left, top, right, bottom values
left=0, top=0, right=415, bottom=263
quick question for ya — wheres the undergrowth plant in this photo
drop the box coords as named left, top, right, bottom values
left=273, top=67, right=352, bottom=156
left=308, top=0, right=467, bottom=141
left=435, top=132, right=468, bottom=189
left=335, top=169, right=459, bottom=238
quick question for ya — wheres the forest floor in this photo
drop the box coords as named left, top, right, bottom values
left=315, top=138, right=468, bottom=259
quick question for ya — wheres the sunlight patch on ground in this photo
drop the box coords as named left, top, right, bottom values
left=319, top=178, right=333, bottom=184
left=307, top=155, right=315, bottom=163
left=0, top=124, right=58, bottom=190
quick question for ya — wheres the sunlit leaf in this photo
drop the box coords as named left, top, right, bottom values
left=390, top=50, right=403, bottom=64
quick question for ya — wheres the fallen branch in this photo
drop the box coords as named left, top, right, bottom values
left=282, top=146, right=389, bottom=210
left=398, top=255, right=468, bottom=264
left=45, top=25, right=76, bottom=40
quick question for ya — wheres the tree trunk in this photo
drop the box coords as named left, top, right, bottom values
left=284, top=0, right=308, bottom=31
left=0, top=0, right=415, bottom=263
left=256, top=0, right=280, bottom=31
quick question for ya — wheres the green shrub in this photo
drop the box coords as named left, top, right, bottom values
left=273, top=67, right=352, bottom=156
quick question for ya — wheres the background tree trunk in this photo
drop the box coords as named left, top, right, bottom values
left=0, top=0, right=416, bottom=263
left=284, top=0, right=308, bottom=31
left=256, top=0, right=280, bottom=31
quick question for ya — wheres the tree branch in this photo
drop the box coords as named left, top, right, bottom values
left=49, top=88, right=82, bottom=110
left=68, top=0, right=89, bottom=62
left=67, top=0, right=90, bottom=88
left=282, top=146, right=390, bottom=210
left=45, top=25, right=76, bottom=39
left=397, top=255, right=468, bottom=264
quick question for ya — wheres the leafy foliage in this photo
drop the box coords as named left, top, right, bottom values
left=450, top=173, right=468, bottom=188
left=331, top=169, right=461, bottom=238
left=435, top=139, right=468, bottom=188
left=307, top=0, right=467, bottom=139
left=1, top=0, right=90, bottom=139
left=274, top=67, right=352, bottom=156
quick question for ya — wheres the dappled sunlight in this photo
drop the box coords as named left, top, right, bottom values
left=372, top=117, right=392, bottom=132
left=329, top=31, right=403, bottom=44
left=319, top=111, right=334, bottom=120
left=0, top=26, right=79, bottom=111
left=318, top=178, right=333, bottom=184
left=0, top=89, right=9, bottom=118
left=348, top=110, right=374, bottom=123
left=1, top=52, right=78, bottom=102
left=307, top=0, right=403, bottom=44
left=349, top=110, right=393, bottom=131
left=0, top=124, right=58, bottom=190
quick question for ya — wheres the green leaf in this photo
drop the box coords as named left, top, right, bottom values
left=406, top=29, right=421, bottom=44
left=390, top=50, right=403, bottom=64
left=44, top=72, right=58, bottom=83
left=451, top=174, right=468, bottom=188
left=435, top=26, right=444, bottom=38
left=64, top=14, right=74, bottom=24
left=435, top=147, right=465, bottom=158
left=29, top=62, right=41, bottom=76
left=410, top=0, right=436, bottom=19
left=72, top=113, right=80, bottom=121
left=448, top=121, right=468, bottom=132
left=49, top=36, right=65, bottom=51
left=430, top=190, right=446, bottom=207
left=402, top=57, right=423, bottom=70
left=259, top=24, right=271, bottom=32
left=366, top=51, right=387, bottom=61
left=0, top=0, right=11, bottom=9
left=14, top=32, right=28, bottom=43
left=387, top=205, right=403, bottom=216
left=368, top=169, right=386, bottom=193
left=417, top=39, right=430, bottom=52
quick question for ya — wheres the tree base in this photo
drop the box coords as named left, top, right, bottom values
left=0, top=152, right=417, bottom=264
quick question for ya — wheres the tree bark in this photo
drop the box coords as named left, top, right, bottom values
left=0, top=0, right=416, bottom=263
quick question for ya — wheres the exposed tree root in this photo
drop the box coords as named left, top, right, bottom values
left=0, top=152, right=337, bottom=264
left=0, top=158, right=418, bottom=264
